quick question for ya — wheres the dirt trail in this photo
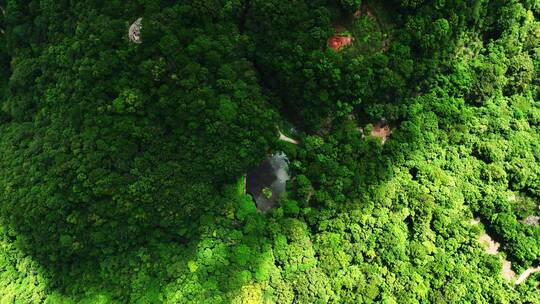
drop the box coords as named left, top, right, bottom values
left=502, top=261, right=516, bottom=280
left=479, top=233, right=500, bottom=255
left=278, top=130, right=299, bottom=145
left=473, top=219, right=539, bottom=285
left=515, top=267, right=540, bottom=285
left=479, top=233, right=517, bottom=279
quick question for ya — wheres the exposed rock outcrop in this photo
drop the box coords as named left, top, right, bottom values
left=128, top=18, right=142, bottom=44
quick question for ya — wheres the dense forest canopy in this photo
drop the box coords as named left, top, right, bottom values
left=0, top=0, right=539, bottom=303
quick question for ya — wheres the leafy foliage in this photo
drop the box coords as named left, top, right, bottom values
left=0, top=0, right=538, bottom=303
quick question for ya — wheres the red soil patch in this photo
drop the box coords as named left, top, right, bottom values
left=328, top=35, right=353, bottom=51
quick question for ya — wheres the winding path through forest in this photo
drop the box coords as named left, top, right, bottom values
left=474, top=219, right=539, bottom=285
left=514, top=267, right=540, bottom=285
left=278, top=130, right=299, bottom=145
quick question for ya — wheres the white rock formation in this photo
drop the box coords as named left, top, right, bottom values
left=129, top=18, right=142, bottom=44
left=523, top=215, right=539, bottom=226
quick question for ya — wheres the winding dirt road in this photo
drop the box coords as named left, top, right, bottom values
left=515, top=267, right=540, bottom=285
left=474, top=219, right=539, bottom=285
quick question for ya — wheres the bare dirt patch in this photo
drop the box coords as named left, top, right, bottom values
left=357, top=118, right=393, bottom=144
left=479, top=233, right=500, bottom=255
left=371, top=119, right=391, bottom=144
left=470, top=217, right=481, bottom=225
left=479, top=233, right=517, bottom=280
left=278, top=130, right=299, bottom=145
left=328, top=35, right=353, bottom=51
left=328, top=21, right=353, bottom=51
left=502, top=261, right=516, bottom=280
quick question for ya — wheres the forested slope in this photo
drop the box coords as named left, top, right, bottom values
left=0, top=0, right=538, bottom=303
